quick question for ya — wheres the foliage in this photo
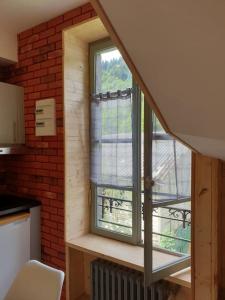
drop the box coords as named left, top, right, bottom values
left=160, top=225, right=191, bottom=254
left=99, top=57, right=132, bottom=93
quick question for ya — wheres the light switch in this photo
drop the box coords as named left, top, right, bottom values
left=35, top=99, right=56, bottom=136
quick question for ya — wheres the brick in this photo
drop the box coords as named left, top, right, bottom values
left=56, top=73, right=62, bottom=81
left=44, top=247, right=58, bottom=257
left=48, top=65, right=62, bottom=74
left=34, top=83, right=48, bottom=92
left=27, top=78, right=40, bottom=86
left=33, top=39, right=47, bottom=49
left=19, top=28, right=33, bottom=40
left=42, top=238, right=51, bottom=248
left=29, top=92, right=41, bottom=100
left=41, top=74, right=55, bottom=84
left=43, top=220, right=57, bottom=229
left=91, top=10, right=98, bottom=17
left=39, top=43, right=55, bottom=55
left=48, top=33, right=62, bottom=43
left=20, top=44, right=33, bottom=54
left=41, top=59, right=55, bottom=69
left=41, top=89, right=56, bottom=98
left=48, top=49, right=62, bottom=59
left=24, top=86, right=34, bottom=94
left=48, top=15, right=63, bottom=28
left=51, top=242, right=65, bottom=253
left=20, top=58, right=33, bottom=67
left=33, top=54, right=48, bottom=64
left=34, top=68, right=48, bottom=78
left=56, top=19, right=73, bottom=32
left=51, top=257, right=65, bottom=269
left=26, top=49, right=40, bottom=58
left=20, top=72, right=34, bottom=81
left=39, top=28, right=55, bottom=39
left=81, top=3, right=93, bottom=13
left=43, top=191, right=57, bottom=200
left=73, top=12, right=92, bottom=24
left=1, top=2, right=95, bottom=276
left=33, top=23, right=48, bottom=34
left=56, top=41, right=62, bottom=50
left=36, top=155, right=49, bottom=163
left=48, top=80, right=62, bottom=89
left=19, top=34, right=39, bottom=48
left=28, top=63, right=41, bottom=72
left=64, top=7, right=81, bottom=20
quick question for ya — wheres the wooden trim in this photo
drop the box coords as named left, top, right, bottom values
left=192, top=154, right=220, bottom=300
left=166, top=267, right=191, bottom=289
left=191, top=152, right=196, bottom=300
left=0, top=212, right=30, bottom=226
left=211, top=159, right=220, bottom=300
left=67, top=233, right=191, bottom=288
left=90, top=0, right=198, bottom=153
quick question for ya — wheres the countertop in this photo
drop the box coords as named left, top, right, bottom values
left=0, top=194, right=41, bottom=217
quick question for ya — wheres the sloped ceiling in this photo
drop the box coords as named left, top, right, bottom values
left=92, top=0, right=225, bottom=160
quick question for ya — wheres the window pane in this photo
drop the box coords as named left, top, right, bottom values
left=153, top=202, right=191, bottom=255
left=95, top=48, right=132, bottom=94
left=152, top=139, right=177, bottom=200
left=152, top=113, right=191, bottom=203
left=96, top=187, right=133, bottom=236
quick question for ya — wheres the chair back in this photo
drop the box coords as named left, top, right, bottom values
left=4, top=260, right=65, bottom=300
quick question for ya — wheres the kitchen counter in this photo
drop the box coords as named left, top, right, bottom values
left=0, top=194, right=40, bottom=217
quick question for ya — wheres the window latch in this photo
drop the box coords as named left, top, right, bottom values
left=144, top=176, right=154, bottom=190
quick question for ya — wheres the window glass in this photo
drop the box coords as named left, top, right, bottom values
left=90, top=40, right=192, bottom=279
left=96, top=187, right=133, bottom=236
left=95, top=48, right=132, bottom=94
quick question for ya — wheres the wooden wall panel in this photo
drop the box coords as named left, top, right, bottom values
left=218, top=162, right=225, bottom=298
left=64, top=29, right=91, bottom=242
left=192, top=154, right=221, bottom=300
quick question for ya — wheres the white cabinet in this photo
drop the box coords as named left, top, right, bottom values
left=0, top=82, right=25, bottom=144
left=0, top=215, right=30, bottom=300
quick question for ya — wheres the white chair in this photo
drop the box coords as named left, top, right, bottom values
left=4, top=260, right=65, bottom=300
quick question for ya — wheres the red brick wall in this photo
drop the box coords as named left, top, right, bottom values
left=1, top=3, right=96, bottom=298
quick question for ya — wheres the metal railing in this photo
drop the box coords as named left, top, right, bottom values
left=97, top=193, right=191, bottom=246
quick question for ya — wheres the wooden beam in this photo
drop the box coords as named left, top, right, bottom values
left=192, top=153, right=220, bottom=300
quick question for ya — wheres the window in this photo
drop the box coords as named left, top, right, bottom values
left=90, top=39, right=191, bottom=283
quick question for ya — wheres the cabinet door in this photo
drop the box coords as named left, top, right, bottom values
left=0, top=83, right=24, bottom=144
left=0, top=216, right=30, bottom=299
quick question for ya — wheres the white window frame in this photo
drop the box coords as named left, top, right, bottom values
left=89, top=38, right=191, bottom=285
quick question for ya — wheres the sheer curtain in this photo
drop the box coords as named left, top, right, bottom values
left=91, top=89, right=133, bottom=188
left=152, top=114, right=191, bottom=201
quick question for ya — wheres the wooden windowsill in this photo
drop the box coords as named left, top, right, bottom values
left=67, top=233, right=191, bottom=288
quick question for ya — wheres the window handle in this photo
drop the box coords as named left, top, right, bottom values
left=144, top=176, right=154, bottom=190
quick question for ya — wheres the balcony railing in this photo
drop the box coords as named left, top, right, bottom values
left=96, top=192, right=191, bottom=251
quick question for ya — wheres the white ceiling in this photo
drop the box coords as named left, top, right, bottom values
left=0, top=0, right=87, bottom=34
left=96, top=0, right=225, bottom=160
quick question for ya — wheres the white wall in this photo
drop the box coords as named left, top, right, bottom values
left=96, top=0, right=225, bottom=160
left=0, top=29, right=17, bottom=63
